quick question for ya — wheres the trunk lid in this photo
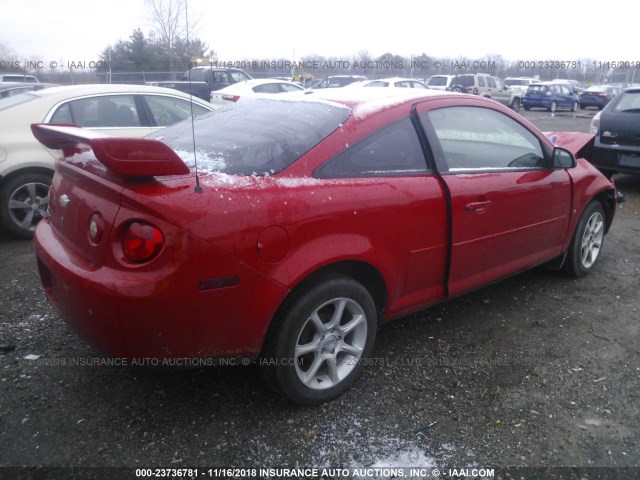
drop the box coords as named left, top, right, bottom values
left=32, top=124, right=191, bottom=266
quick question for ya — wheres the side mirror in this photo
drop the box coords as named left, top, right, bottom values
left=552, top=147, right=576, bottom=169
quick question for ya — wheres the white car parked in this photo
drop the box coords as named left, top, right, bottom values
left=210, top=79, right=306, bottom=106
left=346, top=77, right=429, bottom=89
left=0, top=84, right=214, bottom=238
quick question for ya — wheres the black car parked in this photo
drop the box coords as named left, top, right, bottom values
left=590, top=87, right=640, bottom=176
left=579, top=85, right=621, bottom=110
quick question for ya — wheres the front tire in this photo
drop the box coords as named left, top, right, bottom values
left=0, top=172, right=52, bottom=239
left=260, top=275, right=377, bottom=404
left=562, top=201, right=606, bottom=277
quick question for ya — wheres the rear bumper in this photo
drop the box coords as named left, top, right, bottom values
left=592, top=142, right=640, bottom=174
left=35, top=219, right=289, bottom=360
left=523, top=97, right=551, bottom=109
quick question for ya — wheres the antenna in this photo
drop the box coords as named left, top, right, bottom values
left=185, top=0, right=203, bottom=194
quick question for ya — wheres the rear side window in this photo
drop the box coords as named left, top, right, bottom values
left=454, top=76, right=474, bottom=88
left=316, top=118, right=428, bottom=178
left=152, top=98, right=350, bottom=176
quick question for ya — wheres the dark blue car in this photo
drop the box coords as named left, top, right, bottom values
left=523, top=83, right=579, bottom=112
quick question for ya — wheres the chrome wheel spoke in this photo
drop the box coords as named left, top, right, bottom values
left=328, top=298, right=347, bottom=329
left=340, top=342, right=363, bottom=357
left=338, top=313, right=366, bottom=335
left=326, top=357, right=340, bottom=384
left=19, top=210, right=35, bottom=229
left=9, top=199, right=29, bottom=210
left=295, top=337, right=322, bottom=357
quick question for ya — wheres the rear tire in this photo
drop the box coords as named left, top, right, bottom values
left=572, top=101, right=578, bottom=112
left=548, top=101, right=557, bottom=112
left=260, top=275, right=377, bottom=404
left=510, top=97, right=521, bottom=113
left=0, top=172, right=52, bottom=239
left=562, top=201, right=606, bottom=277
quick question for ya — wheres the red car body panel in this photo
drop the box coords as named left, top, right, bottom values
left=32, top=92, right=617, bottom=360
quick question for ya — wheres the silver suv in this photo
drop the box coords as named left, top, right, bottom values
left=448, top=73, right=522, bottom=112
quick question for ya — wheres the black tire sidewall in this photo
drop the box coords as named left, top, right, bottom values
left=263, top=275, right=377, bottom=405
left=564, top=201, right=605, bottom=277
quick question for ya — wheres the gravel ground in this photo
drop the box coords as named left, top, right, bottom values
left=1, top=109, right=639, bottom=480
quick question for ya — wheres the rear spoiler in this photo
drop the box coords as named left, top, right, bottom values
left=31, top=124, right=190, bottom=177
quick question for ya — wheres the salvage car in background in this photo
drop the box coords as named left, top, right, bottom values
left=347, top=77, right=428, bottom=89
left=32, top=89, right=618, bottom=404
left=447, top=73, right=522, bottom=111
left=523, top=82, right=579, bottom=112
left=210, top=79, right=305, bottom=106
left=0, top=84, right=214, bottom=238
left=589, top=87, right=640, bottom=176
left=579, top=85, right=621, bottom=110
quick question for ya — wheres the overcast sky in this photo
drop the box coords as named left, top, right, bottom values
left=0, top=0, right=636, bottom=69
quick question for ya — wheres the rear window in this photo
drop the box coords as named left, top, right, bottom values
left=428, top=76, right=449, bottom=87
left=365, top=81, right=389, bottom=87
left=527, top=85, right=548, bottom=93
left=452, top=76, right=474, bottom=87
left=505, top=79, right=530, bottom=87
left=612, top=91, right=640, bottom=112
left=151, top=98, right=351, bottom=176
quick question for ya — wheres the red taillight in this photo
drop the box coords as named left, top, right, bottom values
left=122, top=222, right=164, bottom=263
left=222, top=95, right=240, bottom=102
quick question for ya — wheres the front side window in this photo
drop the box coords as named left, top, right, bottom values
left=422, top=106, right=545, bottom=171
left=316, top=118, right=428, bottom=178
left=144, top=95, right=210, bottom=126
left=486, top=77, right=496, bottom=88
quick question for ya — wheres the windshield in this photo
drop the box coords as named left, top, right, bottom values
left=151, top=98, right=351, bottom=176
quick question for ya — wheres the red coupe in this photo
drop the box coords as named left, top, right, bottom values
left=32, top=89, right=619, bottom=404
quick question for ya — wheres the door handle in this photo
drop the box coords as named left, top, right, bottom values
left=465, top=201, right=492, bottom=213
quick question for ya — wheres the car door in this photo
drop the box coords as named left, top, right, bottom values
left=417, top=102, right=573, bottom=296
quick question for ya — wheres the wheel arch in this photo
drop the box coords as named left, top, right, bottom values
left=261, top=259, right=388, bottom=356
left=0, top=166, right=54, bottom=189
left=284, top=260, right=386, bottom=321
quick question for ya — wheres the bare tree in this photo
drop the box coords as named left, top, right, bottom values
left=146, top=0, right=186, bottom=52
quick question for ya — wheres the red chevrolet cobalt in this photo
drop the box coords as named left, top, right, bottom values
left=32, top=89, right=619, bottom=404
